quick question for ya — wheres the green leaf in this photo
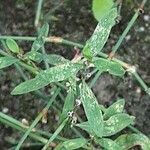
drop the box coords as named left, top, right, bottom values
left=11, top=62, right=82, bottom=95
left=79, top=82, right=103, bottom=137
left=75, top=121, right=94, bottom=135
left=6, top=39, right=20, bottom=54
left=43, top=54, right=68, bottom=65
left=63, top=138, right=87, bottom=150
left=83, top=8, right=117, bottom=59
left=96, top=138, right=122, bottom=150
left=109, top=61, right=125, bottom=77
left=24, top=51, right=43, bottom=62
left=31, top=23, right=49, bottom=51
left=103, top=113, right=135, bottom=137
left=115, top=134, right=150, bottom=150
left=104, top=99, right=125, bottom=119
left=60, top=88, right=75, bottom=122
left=92, top=0, right=114, bottom=22
left=93, top=57, right=125, bottom=77
left=0, top=57, right=18, bottom=69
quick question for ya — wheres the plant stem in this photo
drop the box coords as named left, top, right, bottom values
left=34, top=0, right=44, bottom=28
left=15, top=88, right=60, bottom=150
left=42, top=118, right=68, bottom=150
left=0, top=35, right=84, bottom=48
left=109, top=0, right=147, bottom=56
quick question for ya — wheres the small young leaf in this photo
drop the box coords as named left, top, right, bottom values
left=93, top=57, right=125, bottom=77
left=60, top=88, right=75, bottom=122
left=11, top=62, right=82, bottom=95
left=104, top=99, right=125, bottom=119
left=80, top=82, right=103, bottom=137
left=92, top=0, right=114, bottom=22
left=103, top=113, right=135, bottom=137
left=96, top=138, right=122, bottom=150
left=0, top=57, right=18, bottom=69
left=83, top=8, right=117, bottom=59
left=63, top=138, right=87, bottom=150
left=31, top=23, right=49, bottom=51
left=115, top=134, right=150, bottom=150
left=109, top=61, right=125, bottom=77
left=6, top=39, right=20, bottom=54
left=25, top=51, right=43, bottom=62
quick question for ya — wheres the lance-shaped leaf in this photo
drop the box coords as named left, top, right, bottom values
left=60, top=88, right=75, bottom=122
left=80, top=82, right=103, bottom=137
left=31, top=23, right=49, bottom=51
left=104, top=99, right=125, bottom=119
left=103, top=113, right=135, bottom=137
left=93, top=57, right=125, bottom=77
left=11, top=62, right=82, bottom=95
left=115, top=134, right=150, bottom=150
left=56, top=138, right=87, bottom=150
left=0, top=57, right=18, bottom=69
left=92, top=0, right=114, bottom=22
left=6, top=39, right=20, bottom=54
left=83, top=8, right=117, bottom=59
left=95, top=138, right=122, bottom=150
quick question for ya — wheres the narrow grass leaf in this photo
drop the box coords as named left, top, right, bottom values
left=92, top=0, right=114, bottom=22
left=60, top=88, right=75, bottom=122
left=83, top=8, right=117, bottom=59
left=42, top=118, right=68, bottom=150
left=80, top=82, right=103, bottom=137
left=0, top=57, right=18, bottom=69
left=15, top=88, right=60, bottom=150
left=96, top=138, right=122, bottom=150
left=11, top=62, right=82, bottom=95
left=103, top=113, right=135, bottom=137
left=6, top=39, right=20, bottom=54
left=104, top=99, right=125, bottom=119
left=115, top=134, right=150, bottom=150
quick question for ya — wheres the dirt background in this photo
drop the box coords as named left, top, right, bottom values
left=0, top=0, right=150, bottom=149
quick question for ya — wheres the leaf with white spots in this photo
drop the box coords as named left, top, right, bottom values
left=115, top=134, right=150, bottom=150
left=104, top=99, right=125, bottom=119
left=0, top=57, right=18, bottom=69
left=93, top=57, right=125, bottom=77
left=95, top=138, right=122, bottom=150
left=92, top=0, right=114, bottom=22
left=31, top=23, right=49, bottom=51
left=83, top=8, right=117, bottom=59
left=11, top=62, right=82, bottom=95
left=103, top=113, right=135, bottom=137
left=60, top=88, right=75, bottom=123
left=61, top=138, right=87, bottom=150
left=80, top=82, right=103, bottom=137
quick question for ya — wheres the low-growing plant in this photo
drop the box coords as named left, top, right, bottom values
left=0, top=0, right=149, bottom=149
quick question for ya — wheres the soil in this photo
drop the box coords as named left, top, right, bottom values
left=0, top=0, right=150, bottom=149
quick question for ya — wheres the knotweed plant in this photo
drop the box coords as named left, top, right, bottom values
left=0, top=0, right=149, bottom=150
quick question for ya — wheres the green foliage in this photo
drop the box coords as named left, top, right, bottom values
left=93, top=57, right=125, bottom=77
left=6, top=39, right=20, bottom=54
left=31, top=23, right=49, bottom=52
left=0, top=1, right=149, bottom=150
left=0, top=57, right=18, bottom=69
left=83, top=8, right=117, bottom=59
left=11, top=62, right=82, bottom=95
left=55, top=138, right=87, bottom=150
left=115, top=134, right=150, bottom=150
left=80, top=82, right=103, bottom=137
left=92, top=0, right=114, bottom=22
